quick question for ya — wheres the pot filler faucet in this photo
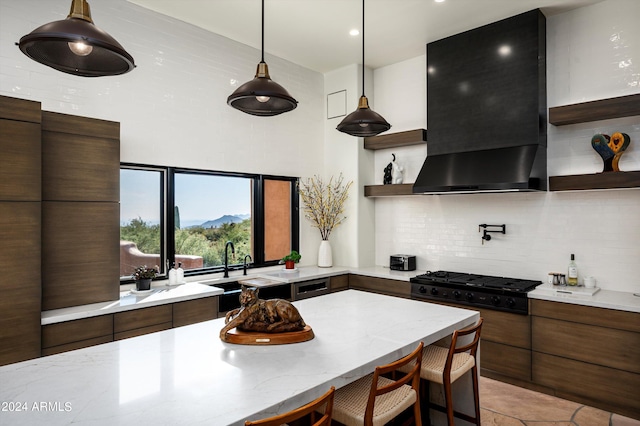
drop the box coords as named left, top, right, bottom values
left=224, top=241, right=235, bottom=278
left=479, top=224, right=506, bottom=245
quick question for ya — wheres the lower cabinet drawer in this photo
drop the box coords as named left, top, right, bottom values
left=533, top=352, right=640, bottom=420
left=348, top=274, right=410, bottom=298
left=533, top=316, right=640, bottom=374
left=481, top=340, right=531, bottom=381
left=42, top=315, right=113, bottom=356
left=114, top=305, right=172, bottom=340
left=173, top=297, right=218, bottom=328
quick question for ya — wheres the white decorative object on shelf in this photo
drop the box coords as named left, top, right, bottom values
left=318, top=240, right=333, bottom=268
left=391, top=156, right=404, bottom=184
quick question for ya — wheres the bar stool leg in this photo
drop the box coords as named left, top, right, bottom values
left=443, top=376, right=455, bottom=426
left=420, top=379, right=430, bottom=426
left=471, top=365, right=481, bottom=425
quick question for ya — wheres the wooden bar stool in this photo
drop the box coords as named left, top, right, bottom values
left=245, top=386, right=335, bottom=426
left=420, top=318, right=483, bottom=426
left=331, top=342, right=423, bottom=426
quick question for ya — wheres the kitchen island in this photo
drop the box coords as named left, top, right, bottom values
left=1, top=290, right=479, bottom=426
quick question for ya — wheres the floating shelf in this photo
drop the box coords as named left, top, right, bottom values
left=549, top=171, right=640, bottom=191
left=549, top=93, right=640, bottom=126
left=364, top=184, right=414, bottom=197
left=364, top=129, right=427, bottom=150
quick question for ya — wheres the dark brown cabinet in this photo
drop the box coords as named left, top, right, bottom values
left=348, top=274, right=411, bottom=299
left=42, top=315, right=113, bottom=356
left=330, top=274, right=349, bottom=292
left=531, top=299, right=640, bottom=419
left=0, top=95, right=42, bottom=366
left=173, top=297, right=218, bottom=328
left=114, top=305, right=173, bottom=340
left=41, top=111, right=120, bottom=310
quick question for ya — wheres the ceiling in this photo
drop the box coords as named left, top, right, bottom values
left=127, top=0, right=604, bottom=73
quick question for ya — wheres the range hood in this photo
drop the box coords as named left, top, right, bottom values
left=413, top=145, right=546, bottom=193
left=414, top=9, right=547, bottom=194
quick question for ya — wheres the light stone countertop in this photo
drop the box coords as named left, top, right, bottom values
left=529, top=283, right=640, bottom=313
left=41, top=265, right=639, bottom=326
left=3, top=290, right=480, bottom=426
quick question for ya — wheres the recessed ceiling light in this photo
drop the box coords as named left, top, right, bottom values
left=435, top=0, right=446, bottom=3
left=349, top=29, right=360, bottom=36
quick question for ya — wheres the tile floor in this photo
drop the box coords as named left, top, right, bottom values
left=480, top=377, right=640, bottom=426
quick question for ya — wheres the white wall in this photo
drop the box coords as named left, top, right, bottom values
left=0, top=0, right=325, bottom=265
left=372, top=0, right=640, bottom=293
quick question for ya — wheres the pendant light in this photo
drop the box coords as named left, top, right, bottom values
left=17, top=0, right=135, bottom=77
left=337, top=0, right=391, bottom=137
left=227, top=0, right=297, bottom=116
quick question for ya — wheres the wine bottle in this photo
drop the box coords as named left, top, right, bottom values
left=567, top=254, right=578, bottom=286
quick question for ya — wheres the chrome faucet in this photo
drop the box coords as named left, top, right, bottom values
left=243, top=254, right=252, bottom=276
left=224, top=241, right=235, bottom=278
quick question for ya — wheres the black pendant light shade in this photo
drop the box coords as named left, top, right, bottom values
left=337, top=95, right=391, bottom=136
left=227, top=62, right=297, bottom=116
left=227, top=0, right=297, bottom=116
left=337, top=0, right=390, bottom=137
left=17, top=0, right=135, bottom=77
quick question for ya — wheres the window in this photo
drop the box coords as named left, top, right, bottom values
left=119, top=165, right=298, bottom=282
left=119, top=167, right=165, bottom=279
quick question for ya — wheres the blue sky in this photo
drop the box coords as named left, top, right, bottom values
left=120, top=170, right=251, bottom=226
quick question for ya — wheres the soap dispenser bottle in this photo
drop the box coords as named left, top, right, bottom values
left=177, top=262, right=184, bottom=284
left=168, top=260, right=178, bottom=285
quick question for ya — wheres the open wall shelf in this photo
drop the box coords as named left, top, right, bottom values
left=364, top=129, right=426, bottom=150
left=548, top=94, right=640, bottom=190
left=549, top=171, right=640, bottom=191
left=549, top=93, right=640, bottom=126
left=364, top=184, right=414, bottom=197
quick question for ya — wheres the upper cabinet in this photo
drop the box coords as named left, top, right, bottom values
left=548, top=94, right=640, bottom=191
left=363, top=129, right=426, bottom=197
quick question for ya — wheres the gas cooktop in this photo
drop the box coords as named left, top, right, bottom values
left=410, top=270, right=543, bottom=314
left=412, top=270, right=541, bottom=293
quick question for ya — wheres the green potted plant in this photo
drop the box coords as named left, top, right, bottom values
left=281, top=250, right=301, bottom=270
left=132, top=265, right=158, bottom=291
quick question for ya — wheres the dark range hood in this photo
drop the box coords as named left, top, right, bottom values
left=414, top=9, right=547, bottom=194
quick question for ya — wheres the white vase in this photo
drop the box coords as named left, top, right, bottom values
left=318, top=240, right=333, bottom=268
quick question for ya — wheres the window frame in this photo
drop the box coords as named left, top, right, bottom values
left=120, top=163, right=299, bottom=283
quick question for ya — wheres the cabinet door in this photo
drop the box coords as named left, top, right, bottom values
left=42, top=315, right=113, bottom=356
left=0, top=202, right=41, bottom=365
left=348, top=274, right=410, bottom=298
left=114, top=305, right=173, bottom=340
left=533, top=352, right=640, bottom=420
left=41, top=111, right=119, bottom=202
left=0, top=121, right=41, bottom=201
left=42, top=202, right=120, bottom=310
left=41, top=110, right=120, bottom=311
left=330, top=274, right=349, bottom=292
left=173, top=297, right=218, bottom=328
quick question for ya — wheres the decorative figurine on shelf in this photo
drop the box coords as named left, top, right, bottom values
left=391, top=154, right=404, bottom=184
left=220, top=286, right=307, bottom=342
left=591, top=132, right=631, bottom=172
left=383, top=153, right=404, bottom=184
left=383, top=161, right=392, bottom=184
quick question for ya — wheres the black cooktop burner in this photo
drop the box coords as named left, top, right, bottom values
left=413, top=270, right=541, bottom=293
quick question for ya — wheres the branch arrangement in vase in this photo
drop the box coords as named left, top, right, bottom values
left=298, top=174, right=353, bottom=240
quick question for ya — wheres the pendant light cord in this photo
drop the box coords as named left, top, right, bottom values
left=361, top=0, right=365, bottom=97
left=261, top=0, right=265, bottom=63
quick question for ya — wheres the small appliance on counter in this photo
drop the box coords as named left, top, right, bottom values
left=390, top=255, right=416, bottom=271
